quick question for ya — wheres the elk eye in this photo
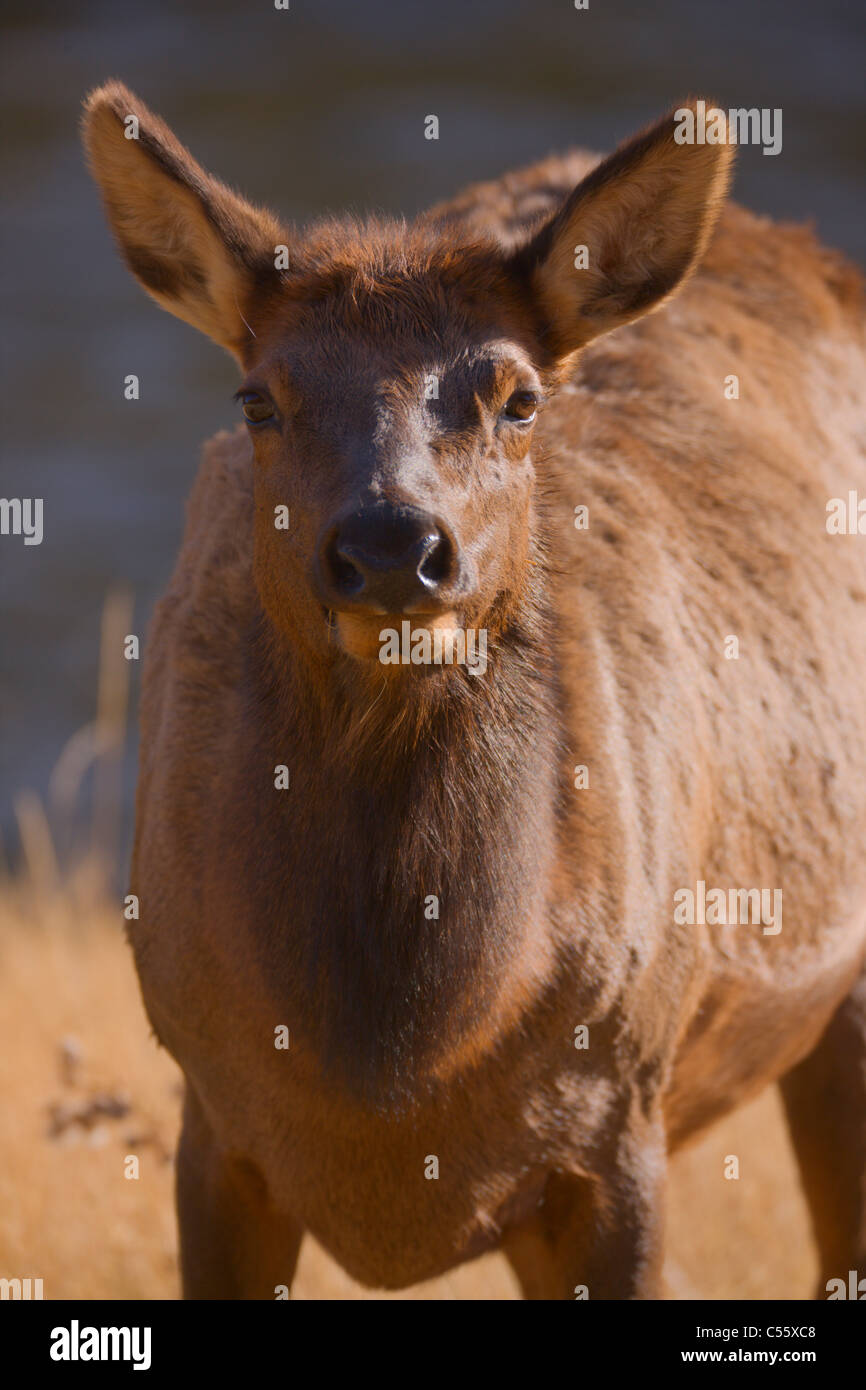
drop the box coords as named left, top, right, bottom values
left=502, top=390, right=537, bottom=424
left=240, top=391, right=275, bottom=424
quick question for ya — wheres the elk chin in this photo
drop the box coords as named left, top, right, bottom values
left=335, top=610, right=463, bottom=668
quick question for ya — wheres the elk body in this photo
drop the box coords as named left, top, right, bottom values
left=84, top=84, right=866, bottom=1299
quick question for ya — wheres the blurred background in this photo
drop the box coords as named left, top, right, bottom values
left=1, top=0, right=863, bottom=1299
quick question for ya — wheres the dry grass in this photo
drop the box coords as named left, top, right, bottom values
left=0, top=884, right=816, bottom=1301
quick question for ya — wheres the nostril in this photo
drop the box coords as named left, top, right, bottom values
left=418, top=532, right=452, bottom=588
left=329, top=542, right=366, bottom=596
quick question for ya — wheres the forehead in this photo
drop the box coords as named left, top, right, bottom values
left=242, top=225, right=539, bottom=390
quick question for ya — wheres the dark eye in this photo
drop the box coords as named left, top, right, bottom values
left=239, top=391, right=275, bottom=425
left=502, top=390, right=538, bottom=424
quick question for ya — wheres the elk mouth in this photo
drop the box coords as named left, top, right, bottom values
left=328, top=609, right=464, bottom=665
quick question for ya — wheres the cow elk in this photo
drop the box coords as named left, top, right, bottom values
left=84, top=83, right=866, bottom=1299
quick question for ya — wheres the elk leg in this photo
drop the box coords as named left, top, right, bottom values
left=503, top=1129, right=666, bottom=1300
left=779, top=965, right=866, bottom=1297
left=175, top=1084, right=303, bottom=1299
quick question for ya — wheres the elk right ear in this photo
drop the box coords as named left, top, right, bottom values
left=515, top=101, right=734, bottom=359
left=83, top=81, right=283, bottom=359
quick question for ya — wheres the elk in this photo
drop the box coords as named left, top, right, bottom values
left=83, top=82, right=866, bottom=1300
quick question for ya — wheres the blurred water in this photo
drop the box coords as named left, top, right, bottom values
left=1, top=0, right=864, bottom=862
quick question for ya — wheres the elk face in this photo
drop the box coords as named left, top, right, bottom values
left=233, top=252, right=546, bottom=666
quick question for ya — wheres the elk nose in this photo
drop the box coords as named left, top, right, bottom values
left=319, top=504, right=457, bottom=613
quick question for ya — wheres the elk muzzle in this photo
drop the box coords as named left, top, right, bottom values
left=315, top=502, right=466, bottom=662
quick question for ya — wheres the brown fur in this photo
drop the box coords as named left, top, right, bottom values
left=84, top=82, right=866, bottom=1298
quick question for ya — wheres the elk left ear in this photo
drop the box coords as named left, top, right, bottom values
left=515, top=101, right=734, bottom=358
left=83, top=80, right=283, bottom=359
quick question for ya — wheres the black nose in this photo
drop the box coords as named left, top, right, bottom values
left=318, top=504, right=457, bottom=613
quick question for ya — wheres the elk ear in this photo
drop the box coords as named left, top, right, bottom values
left=83, top=81, right=282, bottom=358
left=516, top=101, right=734, bottom=358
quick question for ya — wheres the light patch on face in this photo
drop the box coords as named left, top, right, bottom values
left=336, top=611, right=461, bottom=664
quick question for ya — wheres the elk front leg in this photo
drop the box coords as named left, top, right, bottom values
left=503, top=1124, right=667, bottom=1300
left=176, top=1084, right=304, bottom=1300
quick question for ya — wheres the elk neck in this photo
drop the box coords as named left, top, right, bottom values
left=244, top=538, right=566, bottom=1105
